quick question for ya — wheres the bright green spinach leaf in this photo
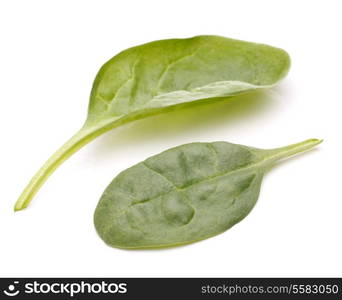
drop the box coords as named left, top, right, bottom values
left=94, top=139, right=321, bottom=249
left=15, top=35, right=290, bottom=211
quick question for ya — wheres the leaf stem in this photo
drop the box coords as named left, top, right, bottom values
left=14, top=120, right=119, bottom=211
left=266, top=138, right=323, bottom=164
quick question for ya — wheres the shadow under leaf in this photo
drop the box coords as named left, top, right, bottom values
left=90, top=88, right=282, bottom=159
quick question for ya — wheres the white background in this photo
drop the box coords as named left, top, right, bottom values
left=0, top=0, right=341, bottom=277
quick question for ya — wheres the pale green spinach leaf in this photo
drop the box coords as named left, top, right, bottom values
left=15, top=35, right=290, bottom=210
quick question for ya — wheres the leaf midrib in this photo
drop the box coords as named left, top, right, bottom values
left=128, top=149, right=269, bottom=207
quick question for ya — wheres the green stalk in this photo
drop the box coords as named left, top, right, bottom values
left=14, top=118, right=122, bottom=211
left=265, top=138, right=323, bottom=165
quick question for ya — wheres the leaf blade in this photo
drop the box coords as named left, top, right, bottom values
left=87, top=35, right=290, bottom=124
left=94, top=139, right=321, bottom=249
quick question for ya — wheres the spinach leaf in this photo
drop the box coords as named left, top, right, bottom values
left=15, top=35, right=290, bottom=211
left=94, top=139, right=321, bottom=249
